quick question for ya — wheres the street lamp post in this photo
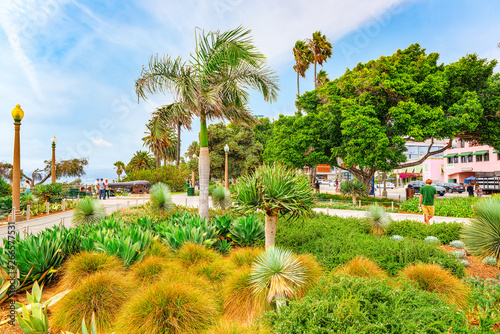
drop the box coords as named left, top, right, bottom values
left=8, top=104, right=25, bottom=222
left=191, top=153, right=197, bottom=189
left=51, top=136, right=57, bottom=183
left=224, top=144, right=229, bottom=189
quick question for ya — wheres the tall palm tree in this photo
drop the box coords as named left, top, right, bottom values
left=316, top=69, right=330, bottom=87
left=135, top=26, right=279, bottom=219
left=292, top=40, right=313, bottom=96
left=307, top=31, right=333, bottom=88
left=114, top=161, right=125, bottom=181
left=142, top=116, right=177, bottom=168
left=155, top=102, right=193, bottom=168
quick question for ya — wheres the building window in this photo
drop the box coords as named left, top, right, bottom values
left=461, top=156, right=467, bottom=163
left=453, top=156, right=459, bottom=163
left=476, top=155, right=483, bottom=162
left=468, top=155, right=473, bottom=162
left=447, top=157, right=453, bottom=164
left=484, top=153, right=489, bottom=162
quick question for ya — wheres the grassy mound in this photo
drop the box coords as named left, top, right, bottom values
left=177, top=242, right=220, bottom=267
left=228, top=247, right=263, bottom=268
left=130, top=255, right=181, bottom=285
left=335, top=255, right=388, bottom=279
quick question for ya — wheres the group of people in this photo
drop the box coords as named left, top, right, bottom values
left=94, top=178, right=110, bottom=200
left=466, top=183, right=483, bottom=197
left=314, top=178, right=341, bottom=194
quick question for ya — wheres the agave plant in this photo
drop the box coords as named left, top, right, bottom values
left=249, top=246, right=306, bottom=309
left=229, top=215, right=265, bottom=247
left=149, top=182, right=174, bottom=214
left=364, top=204, right=391, bottom=237
left=72, top=197, right=106, bottom=227
left=212, top=214, right=232, bottom=237
left=63, top=313, right=98, bottom=334
left=211, top=186, right=231, bottom=210
left=233, top=163, right=315, bottom=248
left=461, top=196, right=500, bottom=266
left=16, top=282, right=50, bottom=334
left=340, top=179, right=367, bottom=205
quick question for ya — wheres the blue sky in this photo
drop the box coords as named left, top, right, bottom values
left=1, top=0, right=499, bottom=184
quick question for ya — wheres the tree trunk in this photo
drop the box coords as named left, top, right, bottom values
left=352, top=194, right=356, bottom=205
left=314, top=61, right=317, bottom=88
left=198, top=115, right=210, bottom=220
left=177, top=121, right=181, bottom=168
left=265, top=213, right=278, bottom=248
left=155, top=155, right=160, bottom=169
left=297, top=71, right=300, bottom=96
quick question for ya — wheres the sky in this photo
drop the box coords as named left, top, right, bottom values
left=1, top=0, right=499, bottom=184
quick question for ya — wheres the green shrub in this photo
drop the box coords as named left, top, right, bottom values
left=122, top=166, right=189, bottom=192
left=385, top=220, right=462, bottom=244
left=275, top=214, right=465, bottom=277
left=263, top=275, right=471, bottom=333
left=32, top=182, right=66, bottom=203
left=400, top=196, right=481, bottom=218
left=230, top=215, right=265, bottom=247
left=0, top=177, right=11, bottom=197
left=466, top=277, right=500, bottom=331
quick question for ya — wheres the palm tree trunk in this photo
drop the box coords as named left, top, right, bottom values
left=265, top=213, right=278, bottom=248
left=155, top=155, right=160, bottom=169
left=352, top=195, right=356, bottom=205
left=199, top=115, right=210, bottom=220
left=297, top=71, right=300, bottom=96
left=176, top=121, right=181, bottom=168
left=314, top=61, right=317, bottom=88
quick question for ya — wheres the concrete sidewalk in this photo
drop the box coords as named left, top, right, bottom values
left=0, top=196, right=149, bottom=243
left=313, top=208, right=470, bottom=224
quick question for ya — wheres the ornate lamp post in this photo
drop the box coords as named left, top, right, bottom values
left=191, top=153, right=197, bottom=189
left=8, top=104, right=25, bottom=222
left=224, top=144, right=229, bottom=189
left=51, top=136, right=57, bottom=183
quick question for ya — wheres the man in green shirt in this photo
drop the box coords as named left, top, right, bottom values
left=419, top=179, right=437, bottom=225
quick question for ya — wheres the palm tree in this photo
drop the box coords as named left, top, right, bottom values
left=461, top=196, right=500, bottom=266
left=292, top=40, right=313, bottom=96
left=316, top=69, right=330, bottom=87
left=233, top=163, right=315, bottom=248
left=307, top=31, right=333, bottom=88
left=142, top=116, right=177, bottom=168
left=340, top=179, right=367, bottom=205
left=126, top=151, right=155, bottom=172
left=113, top=161, right=125, bottom=181
left=155, top=103, right=193, bottom=168
left=135, top=26, right=279, bottom=219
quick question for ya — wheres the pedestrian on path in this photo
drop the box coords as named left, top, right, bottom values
left=466, top=183, right=475, bottom=197
left=418, top=179, right=437, bottom=226
left=24, top=180, right=31, bottom=195
left=315, top=179, right=320, bottom=194
left=476, top=185, right=483, bottom=197
left=98, top=178, right=106, bottom=200
left=105, top=179, right=110, bottom=199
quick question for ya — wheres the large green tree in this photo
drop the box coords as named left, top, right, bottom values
left=135, top=26, right=279, bottom=219
left=11, top=158, right=88, bottom=186
left=296, top=44, right=500, bottom=188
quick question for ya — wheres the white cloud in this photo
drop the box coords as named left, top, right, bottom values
left=90, top=137, right=113, bottom=147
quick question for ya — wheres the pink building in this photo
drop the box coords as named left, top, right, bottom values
left=443, top=143, right=500, bottom=184
left=422, top=158, right=445, bottom=182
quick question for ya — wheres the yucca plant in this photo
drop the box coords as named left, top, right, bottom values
left=72, top=197, right=105, bottom=227
left=461, top=196, right=500, bottom=267
left=229, top=215, right=265, bottom=247
left=149, top=182, right=174, bottom=215
left=364, top=204, right=391, bottom=237
left=212, top=186, right=232, bottom=210
left=249, top=246, right=306, bottom=309
left=233, top=163, right=315, bottom=247
left=340, top=179, right=367, bottom=205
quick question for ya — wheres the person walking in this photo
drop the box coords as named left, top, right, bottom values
left=24, top=180, right=31, bottom=195
left=466, top=182, right=475, bottom=197
left=476, top=185, right=483, bottom=197
left=335, top=179, right=339, bottom=192
left=315, top=179, right=320, bottom=194
left=98, top=178, right=106, bottom=200
left=418, top=179, right=437, bottom=226
left=104, top=178, right=110, bottom=199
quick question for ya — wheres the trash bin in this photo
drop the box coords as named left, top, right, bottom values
left=406, top=187, right=415, bottom=200
left=187, top=187, right=195, bottom=196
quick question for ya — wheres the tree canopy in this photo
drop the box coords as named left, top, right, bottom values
left=293, top=44, right=500, bottom=186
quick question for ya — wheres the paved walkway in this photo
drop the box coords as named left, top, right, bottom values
left=0, top=196, right=148, bottom=244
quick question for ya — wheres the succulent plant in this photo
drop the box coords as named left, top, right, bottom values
left=390, top=235, right=404, bottom=242
left=450, top=250, right=466, bottom=259
left=424, top=236, right=439, bottom=244
left=482, top=256, right=498, bottom=266
left=459, top=259, right=470, bottom=267
left=449, top=240, right=465, bottom=249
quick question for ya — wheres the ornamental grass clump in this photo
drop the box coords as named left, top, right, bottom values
left=461, top=196, right=500, bottom=267
left=212, top=186, right=232, bottom=210
left=145, top=239, right=172, bottom=259
left=249, top=246, right=306, bottom=309
left=113, top=279, right=218, bottom=334
left=233, top=163, right=315, bottom=248
left=205, top=321, right=273, bottom=334
left=364, top=204, right=391, bottom=236
left=72, top=197, right=105, bottom=227
left=51, top=271, right=131, bottom=333
left=398, top=263, right=469, bottom=309
left=59, top=251, right=123, bottom=289
left=189, top=258, right=234, bottom=283
left=130, top=255, right=180, bottom=285
left=295, top=253, right=323, bottom=298
left=176, top=242, right=220, bottom=267
left=335, top=256, right=388, bottom=279
left=149, top=182, right=174, bottom=215
left=228, top=247, right=263, bottom=268
left=223, top=267, right=268, bottom=324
